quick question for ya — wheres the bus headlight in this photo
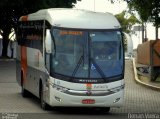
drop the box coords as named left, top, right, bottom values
left=52, top=84, right=69, bottom=93
left=46, top=80, right=69, bottom=92
left=109, top=85, right=125, bottom=93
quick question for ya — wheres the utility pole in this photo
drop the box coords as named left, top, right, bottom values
left=94, top=0, right=95, bottom=11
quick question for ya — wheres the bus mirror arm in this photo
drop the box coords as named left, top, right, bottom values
left=45, top=29, right=52, bottom=54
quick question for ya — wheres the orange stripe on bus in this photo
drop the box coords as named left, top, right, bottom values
left=21, top=16, right=28, bottom=21
left=21, top=46, right=27, bottom=84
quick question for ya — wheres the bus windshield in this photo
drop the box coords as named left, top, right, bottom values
left=50, top=28, right=124, bottom=83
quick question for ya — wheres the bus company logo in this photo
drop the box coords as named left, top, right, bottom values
left=86, top=83, right=92, bottom=90
left=85, top=84, right=92, bottom=96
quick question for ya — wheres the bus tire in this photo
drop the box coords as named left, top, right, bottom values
left=21, top=83, right=29, bottom=97
left=21, top=72, right=29, bottom=97
left=40, top=81, right=49, bottom=110
left=98, top=107, right=110, bottom=113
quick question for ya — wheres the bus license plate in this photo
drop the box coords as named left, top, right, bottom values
left=82, top=99, right=95, bottom=104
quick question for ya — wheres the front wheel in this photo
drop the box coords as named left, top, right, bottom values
left=21, top=73, right=29, bottom=97
left=21, top=83, right=29, bottom=97
left=97, top=107, right=110, bottom=113
left=40, top=84, right=50, bottom=110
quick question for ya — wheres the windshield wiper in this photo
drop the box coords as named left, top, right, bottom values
left=91, top=58, right=107, bottom=82
left=71, top=55, right=84, bottom=78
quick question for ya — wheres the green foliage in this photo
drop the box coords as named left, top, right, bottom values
left=127, top=0, right=152, bottom=22
left=151, top=0, right=160, bottom=27
left=0, top=0, right=81, bottom=30
left=115, top=10, right=139, bottom=52
left=103, top=0, right=159, bottom=29
left=123, top=34, right=128, bottom=52
left=115, top=11, right=140, bottom=33
left=127, top=0, right=160, bottom=39
left=0, top=0, right=81, bottom=56
left=0, top=0, right=81, bottom=15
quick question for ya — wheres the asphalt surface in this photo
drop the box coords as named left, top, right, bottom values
left=0, top=60, right=160, bottom=119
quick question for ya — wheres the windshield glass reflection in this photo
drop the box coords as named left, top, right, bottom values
left=50, top=28, right=123, bottom=81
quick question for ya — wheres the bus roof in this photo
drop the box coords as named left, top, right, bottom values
left=20, top=8, right=121, bottom=29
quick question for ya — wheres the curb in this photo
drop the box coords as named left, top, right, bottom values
left=132, top=58, right=160, bottom=91
left=0, top=59, right=15, bottom=61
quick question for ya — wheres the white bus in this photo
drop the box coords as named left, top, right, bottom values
left=16, top=8, right=125, bottom=112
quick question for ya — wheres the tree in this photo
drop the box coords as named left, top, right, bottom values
left=127, top=0, right=160, bottom=40
left=151, top=0, right=160, bottom=40
left=115, top=11, right=140, bottom=33
left=0, top=0, right=81, bottom=57
left=115, top=11, right=140, bottom=51
left=127, top=0, right=152, bottom=42
left=111, top=0, right=160, bottom=40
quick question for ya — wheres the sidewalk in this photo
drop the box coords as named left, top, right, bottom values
left=0, top=57, right=15, bottom=61
left=132, top=58, right=160, bottom=91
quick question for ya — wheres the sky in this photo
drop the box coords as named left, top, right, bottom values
left=74, top=0, right=160, bottom=49
left=75, top=0, right=127, bottom=15
left=0, top=1, right=159, bottom=49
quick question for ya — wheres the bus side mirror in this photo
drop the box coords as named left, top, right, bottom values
left=45, top=29, right=52, bottom=54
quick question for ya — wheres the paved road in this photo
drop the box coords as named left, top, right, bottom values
left=0, top=60, right=160, bottom=119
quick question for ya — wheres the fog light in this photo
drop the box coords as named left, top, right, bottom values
left=113, top=98, right=120, bottom=103
left=55, top=96, right=62, bottom=102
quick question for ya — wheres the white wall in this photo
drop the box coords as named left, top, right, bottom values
left=131, top=23, right=160, bottom=49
